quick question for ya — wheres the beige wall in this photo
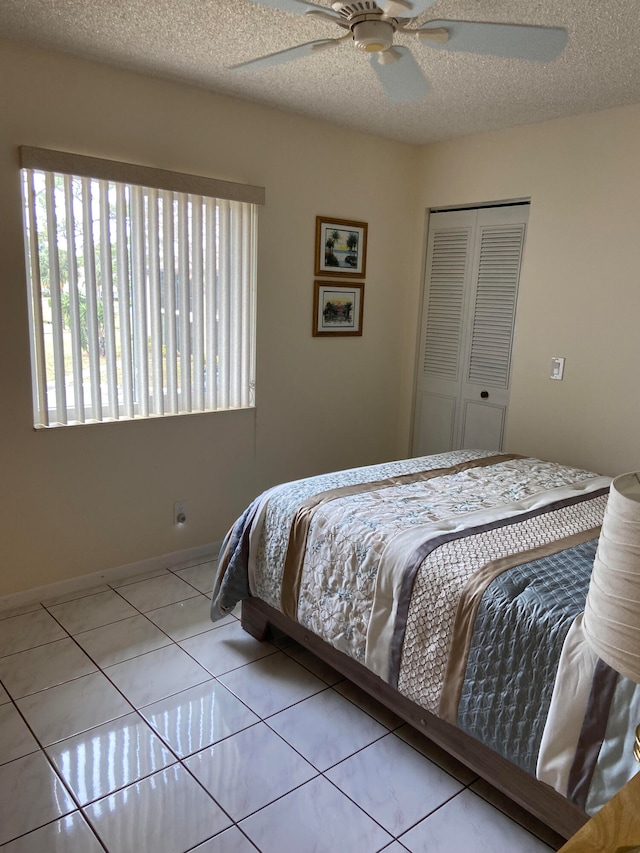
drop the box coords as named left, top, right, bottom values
left=3, top=38, right=640, bottom=599
left=414, top=106, right=640, bottom=478
left=0, top=40, right=422, bottom=596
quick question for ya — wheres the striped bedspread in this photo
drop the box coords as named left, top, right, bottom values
left=210, top=450, right=640, bottom=814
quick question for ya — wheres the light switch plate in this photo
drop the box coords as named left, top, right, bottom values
left=550, top=357, right=565, bottom=381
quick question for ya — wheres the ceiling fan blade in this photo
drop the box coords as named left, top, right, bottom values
left=370, top=46, right=429, bottom=103
left=306, top=9, right=347, bottom=25
left=377, top=0, right=438, bottom=17
left=231, top=40, right=336, bottom=71
left=311, top=33, right=352, bottom=50
left=419, top=20, right=567, bottom=61
left=245, top=0, right=334, bottom=14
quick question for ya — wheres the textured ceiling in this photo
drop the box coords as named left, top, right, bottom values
left=1, top=1, right=640, bottom=145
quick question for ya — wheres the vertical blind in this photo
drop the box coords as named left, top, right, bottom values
left=20, top=147, right=264, bottom=428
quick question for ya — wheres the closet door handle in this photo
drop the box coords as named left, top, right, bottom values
left=480, top=390, right=489, bottom=399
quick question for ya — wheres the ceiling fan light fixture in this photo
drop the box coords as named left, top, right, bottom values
left=352, top=19, right=394, bottom=53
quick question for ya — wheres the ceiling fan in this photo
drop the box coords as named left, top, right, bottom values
left=232, top=0, right=567, bottom=103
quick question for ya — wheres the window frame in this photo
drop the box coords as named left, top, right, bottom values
left=20, top=147, right=264, bottom=429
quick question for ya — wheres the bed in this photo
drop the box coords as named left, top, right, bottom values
left=210, top=449, right=640, bottom=840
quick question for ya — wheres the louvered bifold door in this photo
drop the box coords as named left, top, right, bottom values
left=413, top=209, right=476, bottom=456
left=413, top=204, right=529, bottom=456
left=456, top=204, right=529, bottom=451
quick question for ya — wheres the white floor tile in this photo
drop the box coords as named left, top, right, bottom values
left=115, top=573, right=200, bottom=612
left=174, top=561, right=218, bottom=594
left=399, top=788, right=554, bottom=853
left=141, top=679, right=259, bottom=757
left=469, top=779, right=563, bottom=850
left=74, top=614, right=172, bottom=667
left=282, top=643, right=344, bottom=685
left=47, top=711, right=176, bottom=805
left=191, top=826, right=259, bottom=853
left=42, top=585, right=111, bottom=607
left=85, top=763, right=231, bottom=853
left=394, top=724, right=479, bottom=785
left=146, top=594, right=231, bottom=642
left=218, top=652, right=326, bottom=718
left=0, top=609, right=67, bottom=657
left=17, top=670, right=132, bottom=746
left=0, top=602, right=42, bottom=621
left=269, top=689, right=387, bottom=771
left=0, top=703, right=40, bottom=764
left=104, top=643, right=211, bottom=707
left=0, top=811, right=104, bottom=853
left=47, top=590, right=138, bottom=634
left=240, top=775, right=393, bottom=853
left=334, top=679, right=404, bottom=730
left=0, top=575, right=570, bottom=853
left=110, top=568, right=170, bottom=588
left=326, top=733, right=464, bottom=836
left=185, top=722, right=317, bottom=820
left=179, top=619, right=278, bottom=676
left=0, top=637, right=97, bottom=699
left=0, top=751, right=75, bottom=845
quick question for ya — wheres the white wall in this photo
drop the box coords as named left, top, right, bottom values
left=413, top=106, right=640, bottom=477
left=4, top=37, right=640, bottom=599
left=0, top=39, right=422, bottom=596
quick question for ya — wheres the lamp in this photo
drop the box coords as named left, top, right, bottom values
left=583, top=472, right=640, bottom=769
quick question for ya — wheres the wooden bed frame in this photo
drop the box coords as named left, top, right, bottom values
left=241, top=596, right=589, bottom=844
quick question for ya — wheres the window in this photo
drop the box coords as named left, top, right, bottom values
left=20, top=147, right=264, bottom=428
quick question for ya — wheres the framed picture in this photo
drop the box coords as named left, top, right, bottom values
left=315, top=216, right=368, bottom=277
left=313, top=281, right=364, bottom=337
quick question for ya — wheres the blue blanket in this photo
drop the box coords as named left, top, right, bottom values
left=457, top=539, right=598, bottom=775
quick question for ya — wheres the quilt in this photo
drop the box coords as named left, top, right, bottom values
left=210, top=450, right=640, bottom=814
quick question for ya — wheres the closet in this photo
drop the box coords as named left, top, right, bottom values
left=412, top=203, right=529, bottom=456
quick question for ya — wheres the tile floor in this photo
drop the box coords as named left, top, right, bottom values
left=0, top=559, right=565, bottom=852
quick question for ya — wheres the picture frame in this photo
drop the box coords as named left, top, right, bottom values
left=313, top=281, right=364, bottom=337
left=315, top=216, right=368, bottom=278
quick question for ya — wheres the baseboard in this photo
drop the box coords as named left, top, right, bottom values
left=0, top=541, right=222, bottom=615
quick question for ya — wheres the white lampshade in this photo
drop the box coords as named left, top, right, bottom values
left=583, top=472, right=640, bottom=684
